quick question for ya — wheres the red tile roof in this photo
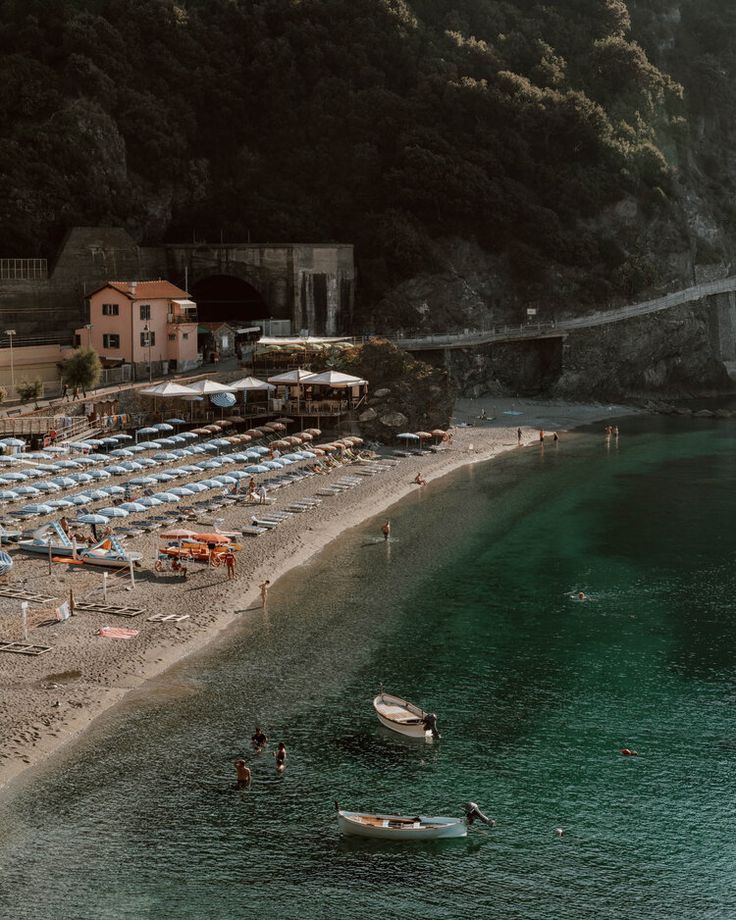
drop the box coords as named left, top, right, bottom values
left=90, top=280, right=191, bottom=300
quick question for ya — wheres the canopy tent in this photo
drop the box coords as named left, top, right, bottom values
left=139, top=381, right=199, bottom=398
left=306, top=370, right=368, bottom=388
left=267, top=369, right=317, bottom=386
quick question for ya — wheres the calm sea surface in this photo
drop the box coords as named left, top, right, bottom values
left=0, top=417, right=734, bottom=919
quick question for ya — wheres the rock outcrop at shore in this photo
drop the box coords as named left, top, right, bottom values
left=340, top=339, right=455, bottom=439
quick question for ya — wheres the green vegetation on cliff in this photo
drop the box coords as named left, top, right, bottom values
left=0, top=0, right=730, bottom=324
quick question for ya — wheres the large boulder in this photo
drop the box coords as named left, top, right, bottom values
left=359, top=407, right=378, bottom=422
left=379, top=411, right=408, bottom=429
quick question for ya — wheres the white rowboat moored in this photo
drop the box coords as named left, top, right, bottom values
left=372, top=690, right=439, bottom=739
left=336, top=808, right=467, bottom=840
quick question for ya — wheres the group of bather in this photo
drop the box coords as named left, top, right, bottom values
left=235, top=726, right=287, bottom=786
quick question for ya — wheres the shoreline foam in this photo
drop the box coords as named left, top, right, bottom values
left=0, top=398, right=637, bottom=794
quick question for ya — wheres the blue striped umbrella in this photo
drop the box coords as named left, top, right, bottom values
left=20, top=503, right=54, bottom=516
left=46, top=498, right=75, bottom=509
left=245, top=465, right=269, bottom=474
left=137, top=496, right=164, bottom=507
left=210, top=392, right=236, bottom=408
left=97, top=507, right=129, bottom=518
left=0, top=551, right=14, bottom=577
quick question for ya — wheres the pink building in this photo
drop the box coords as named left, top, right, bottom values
left=76, top=280, right=200, bottom=378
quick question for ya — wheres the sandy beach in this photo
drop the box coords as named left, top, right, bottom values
left=0, top=397, right=637, bottom=792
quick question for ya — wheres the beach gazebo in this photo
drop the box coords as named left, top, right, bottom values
left=267, top=369, right=317, bottom=414
left=305, top=371, right=368, bottom=417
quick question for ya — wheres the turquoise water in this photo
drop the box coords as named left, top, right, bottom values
left=0, top=418, right=735, bottom=919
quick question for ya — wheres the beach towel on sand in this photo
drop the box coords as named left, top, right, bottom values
left=97, top=626, right=139, bottom=640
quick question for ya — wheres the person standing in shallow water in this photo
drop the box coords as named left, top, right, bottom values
left=235, top=760, right=251, bottom=787
left=382, top=520, right=391, bottom=541
left=517, top=427, right=522, bottom=445
left=259, top=579, right=270, bottom=608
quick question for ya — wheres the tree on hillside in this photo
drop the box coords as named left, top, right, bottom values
left=62, top=347, right=101, bottom=398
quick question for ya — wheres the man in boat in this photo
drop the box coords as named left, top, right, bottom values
left=251, top=726, right=268, bottom=750
left=234, top=759, right=252, bottom=787
left=275, top=742, right=286, bottom=772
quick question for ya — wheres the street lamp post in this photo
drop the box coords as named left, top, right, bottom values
left=143, top=324, right=152, bottom=381
left=5, top=330, right=16, bottom=396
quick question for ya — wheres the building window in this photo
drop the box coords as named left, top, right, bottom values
left=221, top=335, right=229, bottom=349
left=139, top=304, right=151, bottom=320
left=103, top=334, right=120, bottom=349
left=102, top=303, right=119, bottom=316
left=140, top=331, right=155, bottom=347
left=182, top=333, right=189, bottom=340
left=168, top=334, right=176, bottom=341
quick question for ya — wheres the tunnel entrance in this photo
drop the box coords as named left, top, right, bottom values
left=191, top=275, right=268, bottom=325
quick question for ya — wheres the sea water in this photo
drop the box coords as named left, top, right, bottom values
left=0, top=417, right=734, bottom=920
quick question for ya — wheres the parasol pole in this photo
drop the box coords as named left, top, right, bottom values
left=21, top=601, right=28, bottom=641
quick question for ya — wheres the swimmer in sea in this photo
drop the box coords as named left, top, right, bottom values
left=251, top=726, right=268, bottom=751
left=275, top=742, right=286, bottom=772
left=235, top=759, right=252, bottom=787
left=577, top=592, right=587, bottom=601
left=620, top=748, right=639, bottom=757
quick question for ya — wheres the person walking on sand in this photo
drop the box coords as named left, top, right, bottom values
left=382, top=520, right=391, bottom=542
left=224, top=551, right=236, bottom=580
left=275, top=742, right=287, bottom=773
left=235, top=759, right=252, bottom=787
left=517, top=427, right=522, bottom=445
left=259, top=579, right=271, bottom=608
left=257, top=483, right=268, bottom=505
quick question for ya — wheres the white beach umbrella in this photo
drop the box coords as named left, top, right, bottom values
left=77, top=513, right=110, bottom=524
left=119, top=502, right=147, bottom=513
left=185, top=379, right=235, bottom=395
left=139, top=381, right=199, bottom=398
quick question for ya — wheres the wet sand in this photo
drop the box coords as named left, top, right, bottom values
left=0, top=399, right=638, bottom=791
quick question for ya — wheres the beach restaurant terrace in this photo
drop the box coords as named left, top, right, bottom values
left=267, top=369, right=368, bottom=419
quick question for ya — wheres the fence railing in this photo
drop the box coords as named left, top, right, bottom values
left=0, top=259, right=48, bottom=281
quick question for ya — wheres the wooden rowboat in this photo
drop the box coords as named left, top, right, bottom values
left=337, top=808, right=466, bottom=840
left=372, top=690, right=439, bottom=739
